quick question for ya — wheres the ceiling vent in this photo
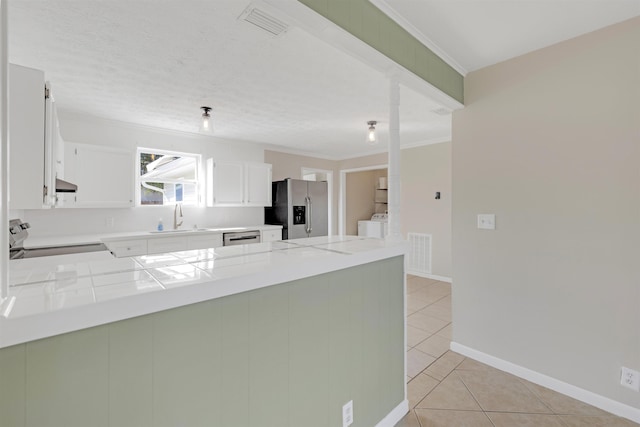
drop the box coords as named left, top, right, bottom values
left=239, top=5, right=289, bottom=37
left=432, top=107, right=450, bottom=116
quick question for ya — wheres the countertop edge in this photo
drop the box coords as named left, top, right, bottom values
left=0, top=243, right=406, bottom=348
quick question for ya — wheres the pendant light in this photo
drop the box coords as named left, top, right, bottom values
left=199, top=106, right=213, bottom=134
left=366, top=120, right=377, bottom=145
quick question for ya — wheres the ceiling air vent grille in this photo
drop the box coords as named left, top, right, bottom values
left=239, top=6, right=289, bottom=37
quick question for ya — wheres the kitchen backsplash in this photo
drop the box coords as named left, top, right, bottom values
left=21, top=206, right=264, bottom=239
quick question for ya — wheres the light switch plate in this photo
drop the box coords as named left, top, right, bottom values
left=477, top=214, right=496, bottom=230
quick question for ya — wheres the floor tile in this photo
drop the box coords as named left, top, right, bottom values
left=435, top=323, right=452, bottom=340
left=521, top=381, right=611, bottom=416
left=407, top=311, right=449, bottom=333
left=415, top=333, right=450, bottom=358
left=416, top=371, right=482, bottom=411
left=456, top=357, right=498, bottom=372
left=487, top=412, right=567, bottom=427
left=410, top=287, right=449, bottom=304
left=394, top=409, right=421, bottom=427
left=407, top=373, right=439, bottom=409
left=407, top=325, right=432, bottom=348
left=559, top=415, right=640, bottom=426
left=456, top=369, right=552, bottom=413
left=424, top=350, right=465, bottom=381
left=418, top=303, right=451, bottom=322
left=407, top=348, right=437, bottom=378
left=406, top=297, right=431, bottom=315
left=414, top=409, right=494, bottom=427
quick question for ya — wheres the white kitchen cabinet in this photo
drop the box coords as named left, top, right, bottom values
left=105, top=239, right=147, bottom=258
left=8, top=64, right=46, bottom=209
left=147, top=236, right=188, bottom=254
left=261, top=228, right=282, bottom=242
left=61, top=143, right=134, bottom=208
left=245, top=162, right=272, bottom=206
left=206, top=159, right=272, bottom=207
left=187, top=233, right=223, bottom=250
left=8, top=64, right=67, bottom=209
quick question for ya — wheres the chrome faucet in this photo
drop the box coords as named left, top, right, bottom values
left=174, top=203, right=184, bottom=230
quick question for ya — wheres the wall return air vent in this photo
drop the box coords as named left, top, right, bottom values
left=239, top=5, right=289, bottom=37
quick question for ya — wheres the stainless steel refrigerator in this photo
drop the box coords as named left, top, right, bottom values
left=265, top=179, right=328, bottom=239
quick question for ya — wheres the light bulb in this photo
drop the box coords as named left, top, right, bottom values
left=199, top=107, right=213, bottom=134
left=366, top=121, right=377, bottom=145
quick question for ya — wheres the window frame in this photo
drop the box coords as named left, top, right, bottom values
left=136, top=147, right=203, bottom=207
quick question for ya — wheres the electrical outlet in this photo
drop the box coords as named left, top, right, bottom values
left=620, top=367, right=640, bottom=391
left=342, top=400, right=353, bottom=427
left=477, top=214, right=496, bottom=230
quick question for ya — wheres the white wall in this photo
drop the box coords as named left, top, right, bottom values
left=452, top=17, right=640, bottom=413
left=22, top=112, right=266, bottom=239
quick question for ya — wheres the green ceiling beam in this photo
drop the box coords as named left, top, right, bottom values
left=298, top=0, right=464, bottom=104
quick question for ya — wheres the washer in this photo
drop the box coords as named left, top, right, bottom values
left=357, top=213, right=388, bottom=238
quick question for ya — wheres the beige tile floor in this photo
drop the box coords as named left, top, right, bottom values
left=397, top=275, right=640, bottom=427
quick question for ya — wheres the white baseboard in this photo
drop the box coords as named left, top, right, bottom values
left=406, top=271, right=452, bottom=283
left=450, top=342, right=640, bottom=424
left=376, top=399, right=409, bottom=427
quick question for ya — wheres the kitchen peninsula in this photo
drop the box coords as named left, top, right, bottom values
left=0, top=236, right=407, bottom=427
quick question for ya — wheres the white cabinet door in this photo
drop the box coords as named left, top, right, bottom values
left=8, top=64, right=46, bottom=210
left=245, top=162, right=272, bottom=206
left=105, top=239, right=148, bottom=258
left=209, top=160, right=244, bottom=206
left=187, top=233, right=223, bottom=250
left=261, top=228, right=281, bottom=242
left=63, top=143, right=134, bottom=208
left=147, top=236, right=188, bottom=254
left=207, top=160, right=272, bottom=207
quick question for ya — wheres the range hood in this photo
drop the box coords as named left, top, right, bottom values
left=56, top=177, right=77, bottom=193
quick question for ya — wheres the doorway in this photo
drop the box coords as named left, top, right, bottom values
left=339, top=165, right=388, bottom=236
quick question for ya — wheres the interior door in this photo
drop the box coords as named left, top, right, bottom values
left=288, top=179, right=310, bottom=239
left=307, top=181, right=328, bottom=237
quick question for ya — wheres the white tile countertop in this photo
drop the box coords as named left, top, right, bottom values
left=1, top=236, right=406, bottom=348
left=22, top=224, right=282, bottom=248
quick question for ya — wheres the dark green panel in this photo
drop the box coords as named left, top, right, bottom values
left=25, top=326, right=109, bottom=427
left=109, top=316, right=153, bottom=427
left=360, top=262, right=384, bottom=426
left=289, top=274, right=331, bottom=427
left=379, top=257, right=406, bottom=411
left=296, top=0, right=464, bottom=103
left=327, top=0, right=351, bottom=31
left=328, top=267, right=362, bottom=427
left=0, top=344, right=26, bottom=427
left=152, top=300, right=222, bottom=427
left=220, top=293, right=251, bottom=427
left=249, top=285, right=290, bottom=427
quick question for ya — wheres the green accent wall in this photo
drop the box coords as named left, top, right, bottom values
left=0, top=256, right=405, bottom=427
left=298, top=0, right=464, bottom=104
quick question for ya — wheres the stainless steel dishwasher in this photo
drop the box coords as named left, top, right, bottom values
left=222, top=230, right=261, bottom=246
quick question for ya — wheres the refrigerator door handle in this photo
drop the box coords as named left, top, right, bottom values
left=305, top=196, right=311, bottom=234
left=308, top=196, right=313, bottom=234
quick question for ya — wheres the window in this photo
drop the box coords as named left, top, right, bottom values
left=137, top=148, right=201, bottom=206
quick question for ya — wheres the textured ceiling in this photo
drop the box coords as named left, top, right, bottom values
left=8, top=0, right=451, bottom=160
left=374, top=0, right=640, bottom=74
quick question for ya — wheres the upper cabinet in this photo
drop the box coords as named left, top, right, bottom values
left=59, top=142, right=134, bottom=208
left=9, top=64, right=48, bottom=209
left=206, top=160, right=271, bottom=207
left=9, top=64, right=69, bottom=209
